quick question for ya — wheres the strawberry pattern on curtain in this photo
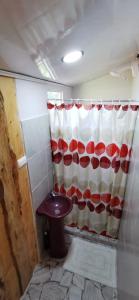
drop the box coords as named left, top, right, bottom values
left=47, top=101, right=138, bottom=238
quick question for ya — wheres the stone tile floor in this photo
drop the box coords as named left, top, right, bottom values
left=21, top=255, right=117, bottom=300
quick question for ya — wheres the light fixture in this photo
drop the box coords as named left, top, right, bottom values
left=62, top=50, right=84, bottom=64
left=35, top=56, right=56, bottom=80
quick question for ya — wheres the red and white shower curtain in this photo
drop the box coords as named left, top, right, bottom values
left=48, top=101, right=138, bottom=238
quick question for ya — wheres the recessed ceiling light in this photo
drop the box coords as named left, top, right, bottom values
left=62, top=50, right=84, bottom=64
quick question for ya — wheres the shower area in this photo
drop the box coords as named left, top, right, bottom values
left=1, top=74, right=139, bottom=300
left=47, top=99, right=138, bottom=240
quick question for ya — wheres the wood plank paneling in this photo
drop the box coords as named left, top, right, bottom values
left=0, top=77, right=24, bottom=158
left=0, top=77, right=38, bottom=299
left=0, top=205, right=20, bottom=300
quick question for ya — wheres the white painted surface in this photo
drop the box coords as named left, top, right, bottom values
left=0, top=1, right=139, bottom=85
left=72, top=72, right=132, bottom=100
left=21, top=115, right=50, bottom=158
left=16, top=79, right=71, bottom=120
left=32, top=173, right=53, bottom=212
left=64, top=237, right=117, bottom=288
left=16, top=78, right=71, bottom=211
left=132, top=72, right=139, bottom=99
left=117, top=73, right=139, bottom=300
left=28, top=148, right=50, bottom=191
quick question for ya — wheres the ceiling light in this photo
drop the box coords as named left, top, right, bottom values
left=62, top=50, right=84, bottom=64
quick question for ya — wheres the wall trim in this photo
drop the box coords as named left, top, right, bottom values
left=0, top=69, right=71, bottom=88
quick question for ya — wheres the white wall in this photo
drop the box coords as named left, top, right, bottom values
left=16, top=78, right=72, bottom=211
left=117, top=75, right=139, bottom=300
left=16, top=79, right=71, bottom=121
left=132, top=72, right=139, bottom=99
left=72, top=72, right=132, bottom=100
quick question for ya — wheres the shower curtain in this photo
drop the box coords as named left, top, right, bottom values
left=48, top=101, right=138, bottom=238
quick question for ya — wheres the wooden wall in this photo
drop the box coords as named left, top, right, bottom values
left=0, top=77, right=38, bottom=300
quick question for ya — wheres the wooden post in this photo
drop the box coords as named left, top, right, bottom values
left=0, top=77, right=38, bottom=299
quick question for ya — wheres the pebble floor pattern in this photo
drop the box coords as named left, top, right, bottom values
left=21, top=245, right=117, bottom=300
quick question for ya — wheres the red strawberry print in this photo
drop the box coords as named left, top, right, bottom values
left=60, top=184, right=66, bottom=195
left=53, top=152, right=62, bottom=164
left=58, top=138, right=68, bottom=152
left=80, top=156, right=90, bottom=168
left=91, top=157, right=99, bottom=169
left=57, top=103, right=64, bottom=110
left=87, top=201, right=94, bottom=212
left=104, top=105, right=113, bottom=110
left=112, top=157, right=120, bottom=173
left=121, top=160, right=129, bottom=173
left=81, top=225, right=90, bottom=231
left=76, top=188, right=82, bottom=199
left=91, top=194, right=100, bottom=203
left=101, top=193, right=111, bottom=203
left=78, top=141, right=85, bottom=154
left=83, top=189, right=91, bottom=199
left=47, top=103, right=54, bottom=109
left=78, top=201, right=86, bottom=210
left=114, top=105, right=121, bottom=110
left=95, top=142, right=105, bottom=156
left=75, top=103, right=82, bottom=109
left=110, top=197, right=120, bottom=207
left=106, top=143, right=119, bottom=157
left=130, top=105, right=139, bottom=111
left=67, top=186, right=76, bottom=197
left=96, top=104, right=102, bottom=110
left=63, top=154, right=72, bottom=166
left=65, top=104, right=74, bottom=110
left=122, top=105, right=128, bottom=111
left=51, top=140, right=57, bottom=152
left=95, top=203, right=105, bottom=213
left=86, top=141, right=94, bottom=154
left=69, top=139, right=78, bottom=152
left=120, top=144, right=128, bottom=158
left=100, top=157, right=111, bottom=169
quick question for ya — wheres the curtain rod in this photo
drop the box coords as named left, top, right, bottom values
left=48, top=99, right=139, bottom=103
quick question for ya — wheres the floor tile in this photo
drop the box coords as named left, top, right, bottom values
left=102, top=286, right=117, bottom=299
left=82, top=279, right=104, bottom=300
left=51, top=266, right=64, bottom=282
left=40, top=282, right=67, bottom=300
left=30, top=267, right=51, bottom=284
left=60, top=270, right=73, bottom=287
left=20, top=236, right=117, bottom=300
left=68, top=284, right=82, bottom=300
left=28, top=284, right=43, bottom=300
left=73, top=274, right=85, bottom=290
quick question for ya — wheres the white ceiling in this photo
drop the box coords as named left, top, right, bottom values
left=0, top=0, right=139, bottom=86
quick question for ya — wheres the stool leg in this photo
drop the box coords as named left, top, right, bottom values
left=48, top=217, right=67, bottom=258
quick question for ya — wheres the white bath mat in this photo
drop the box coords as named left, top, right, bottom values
left=64, top=237, right=117, bottom=288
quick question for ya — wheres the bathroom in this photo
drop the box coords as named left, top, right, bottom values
left=0, top=1, right=139, bottom=299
